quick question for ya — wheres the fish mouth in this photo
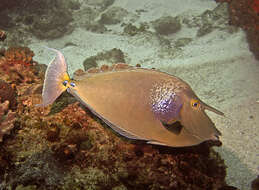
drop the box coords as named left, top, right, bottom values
left=210, top=134, right=220, bottom=141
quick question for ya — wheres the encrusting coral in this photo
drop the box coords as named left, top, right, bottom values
left=4, top=46, right=34, bottom=66
left=0, top=46, right=40, bottom=85
left=0, top=80, right=17, bottom=110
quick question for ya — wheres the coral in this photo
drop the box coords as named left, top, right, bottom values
left=0, top=146, right=12, bottom=177
left=4, top=46, right=34, bottom=66
left=0, top=80, right=17, bottom=110
left=64, top=166, right=114, bottom=189
left=0, top=47, right=40, bottom=85
left=0, top=100, right=16, bottom=142
left=9, top=150, right=65, bottom=189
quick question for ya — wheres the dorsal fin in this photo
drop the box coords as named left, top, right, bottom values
left=73, top=63, right=136, bottom=80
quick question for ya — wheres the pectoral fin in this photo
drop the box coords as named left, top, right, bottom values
left=161, top=120, right=183, bottom=135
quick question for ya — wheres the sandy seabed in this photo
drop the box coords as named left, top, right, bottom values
left=27, top=0, right=259, bottom=189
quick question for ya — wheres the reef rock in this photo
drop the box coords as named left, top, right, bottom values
left=31, top=10, right=73, bottom=39
left=0, top=100, right=16, bottom=142
left=9, top=150, right=65, bottom=188
left=152, top=16, right=181, bottom=36
left=83, top=48, right=126, bottom=71
left=4, top=46, right=34, bottom=65
left=0, top=80, right=17, bottom=110
left=0, top=0, right=74, bottom=40
left=99, top=7, right=129, bottom=25
left=0, top=47, right=40, bottom=85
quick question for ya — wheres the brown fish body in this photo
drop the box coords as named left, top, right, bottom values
left=68, top=68, right=220, bottom=147
left=40, top=48, right=223, bottom=147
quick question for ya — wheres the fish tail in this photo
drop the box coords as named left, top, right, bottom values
left=36, top=47, right=70, bottom=107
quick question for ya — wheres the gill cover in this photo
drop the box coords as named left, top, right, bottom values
left=39, top=48, right=69, bottom=107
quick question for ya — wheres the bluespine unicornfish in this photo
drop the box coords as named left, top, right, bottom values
left=39, top=48, right=224, bottom=147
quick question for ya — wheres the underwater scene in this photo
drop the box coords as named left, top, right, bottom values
left=0, top=0, right=259, bottom=189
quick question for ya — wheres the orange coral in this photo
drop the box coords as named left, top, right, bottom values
left=4, top=46, right=34, bottom=66
left=0, top=46, right=38, bottom=84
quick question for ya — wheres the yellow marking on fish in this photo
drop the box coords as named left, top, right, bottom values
left=190, top=99, right=201, bottom=110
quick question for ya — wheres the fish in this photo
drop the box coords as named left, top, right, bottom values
left=39, top=48, right=224, bottom=147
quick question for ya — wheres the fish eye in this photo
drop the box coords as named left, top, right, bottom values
left=190, top=99, right=200, bottom=109
left=70, top=82, right=76, bottom=87
left=63, top=80, right=68, bottom=86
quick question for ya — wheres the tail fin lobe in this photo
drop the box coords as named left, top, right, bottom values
left=37, top=48, right=69, bottom=107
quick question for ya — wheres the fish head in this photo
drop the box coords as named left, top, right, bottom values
left=178, top=89, right=223, bottom=141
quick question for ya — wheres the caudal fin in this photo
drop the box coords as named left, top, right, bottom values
left=37, top=47, right=70, bottom=107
